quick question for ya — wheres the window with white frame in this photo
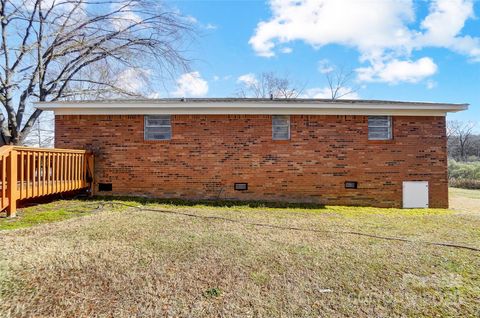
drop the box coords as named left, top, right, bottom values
left=144, top=115, right=171, bottom=140
left=368, top=116, right=392, bottom=140
left=272, top=115, right=290, bottom=140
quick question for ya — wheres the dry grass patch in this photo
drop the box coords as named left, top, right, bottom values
left=449, top=187, right=480, bottom=213
left=0, top=190, right=479, bottom=317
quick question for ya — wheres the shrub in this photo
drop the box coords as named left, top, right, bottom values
left=448, top=160, right=480, bottom=189
left=448, top=160, right=480, bottom=180
left=449, top=179, right=480, bottom=189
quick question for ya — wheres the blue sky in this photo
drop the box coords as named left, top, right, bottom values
left=163, top=0, right=479, bottom=124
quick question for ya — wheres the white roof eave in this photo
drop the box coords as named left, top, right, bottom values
left=34, top=101, right=469, bottom=116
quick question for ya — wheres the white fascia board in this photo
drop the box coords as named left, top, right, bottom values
left=35, top=101, right=468, bottom=116
left=48, top=107, right=450, bottom=116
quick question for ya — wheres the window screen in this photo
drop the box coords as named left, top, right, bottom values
left=144, top=115, right=171, bottom=140
left=368, top=116, right=392, bottom=140
left=272, top=115, right=290, bottom=140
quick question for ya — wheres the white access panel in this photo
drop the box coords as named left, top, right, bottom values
left=403, top=181, right=429, bottom=208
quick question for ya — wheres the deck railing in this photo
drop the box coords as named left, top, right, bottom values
left=0, top=146, right=94, bottom=217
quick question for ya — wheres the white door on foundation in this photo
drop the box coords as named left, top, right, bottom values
left=402, top=181, right=429, bottom=208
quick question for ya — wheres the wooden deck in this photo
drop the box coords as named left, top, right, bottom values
left=0, top=146, right=94, bottom=217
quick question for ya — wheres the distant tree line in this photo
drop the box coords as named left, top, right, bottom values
left=447, top=121, right=479, bottom=162
left=447, top=120, right=480, bottom=189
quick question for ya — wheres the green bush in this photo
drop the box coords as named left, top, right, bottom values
left=448, top=160, right=480, bottom=180
left=448, top=160, right=480, bottom=189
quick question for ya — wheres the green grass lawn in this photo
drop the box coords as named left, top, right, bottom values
left=0, top=200, right=133, bottom=231
left=450, top=187, right=480, bottom=200
left=0, top=189, right=479, bottom=317
left=0, top=201, right=98, bottom=231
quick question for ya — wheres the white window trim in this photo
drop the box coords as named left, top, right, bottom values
left=272, top=115, right=290, bottom=140
left=144, top=115, right=172, bottom=140
left=368, top=116, right=392, bottom=140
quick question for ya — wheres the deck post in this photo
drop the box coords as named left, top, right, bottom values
left=87, top=153, right=95, bottom=197
left=7, top=150, right=18, bottom=217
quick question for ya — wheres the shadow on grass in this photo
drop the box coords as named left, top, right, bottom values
left=89, top=195, right=327, bottom=210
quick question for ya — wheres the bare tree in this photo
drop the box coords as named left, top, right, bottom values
left=236, top=72, right=303, bottom=99
left=23, top=111, right=54, bottom=147
left=447, top=120, right=477, bottom=161
left=0, top=0, right=193, bottom=145
left=324, top=66, right=359, bottom=100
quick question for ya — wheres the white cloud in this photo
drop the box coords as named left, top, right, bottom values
left=24, top=0, right=81, bottom=11
left=303, top=87, right=360, bottom=99
left=357, top=57, right=438, bottom=84
left=237, top=73, right=258, bottom=86
left=116, top=68, right=151, bottom=93
left=249, top=0, right=415, bottom=58
left=419, top=0, right=473, bottom=46
left=213, top=75, right=220, bottom=81
left=111, top=3, right=142, bottom=32
left=185, top=15, right=198, bottom=24
left=318, top=59, right=335, bottom=74
left=418, top=0, right=480, bottom=60
left=281, top=47, right=293, bottom=54
left=205, top=23, right=218, bottom=30
left=184, top=15, right=218, bottom=31
left=172, top=72, right=209, bottom=97
left=23, top=0, right=87, bottom=23
left=426, top=80, right=437, bottom=89
left=148, top=92, right=161, bottom=98
left=249, top=0, right=480, bottom=83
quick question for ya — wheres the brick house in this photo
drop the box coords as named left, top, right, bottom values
left=37, top=98, right=467, bottom=208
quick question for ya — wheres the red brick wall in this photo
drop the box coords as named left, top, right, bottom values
left=55, top=114, right=449, bottom=208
